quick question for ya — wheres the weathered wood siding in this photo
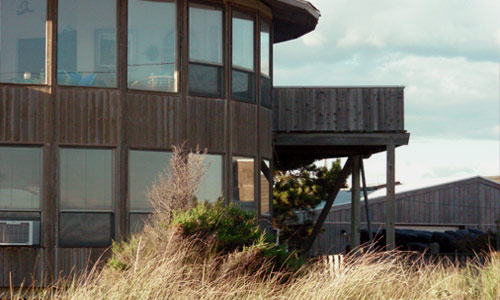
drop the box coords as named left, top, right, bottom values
left=273, top=87, right=405, bottom=133
left=312, top=177, right=500, bottom=255
left=0, top=86, right=51, bottom=144
left=127, top=93, right=183, bottom=149
left=56, top=88, right=120, bottom=145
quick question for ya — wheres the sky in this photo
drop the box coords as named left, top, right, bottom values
left=273, top=0, right=500, bottom=186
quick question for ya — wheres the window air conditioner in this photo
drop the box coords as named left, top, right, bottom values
left=0, top=220, right=40, bottom=246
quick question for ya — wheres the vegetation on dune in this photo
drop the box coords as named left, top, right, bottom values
left=8, top=147, right=500, bottom=300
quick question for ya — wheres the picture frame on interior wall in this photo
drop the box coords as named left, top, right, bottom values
left=94, top=29, right=137, bottom=69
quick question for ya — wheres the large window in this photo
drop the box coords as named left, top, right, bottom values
left=0, top=147, right=42, bottom=210
left=129, top=150, right=223, bottom=233
left=58, top=0, right=117, bottom=88
left=260, top=21, right=272, bottom=109
left=232, top=157, right=255, bottom=211
left=260, top=159, right=271, bottom=216
left=128, top=0, right=177, bottom=92
left=59, top=148, right=114, bottom=247
left=232, top=11, right=255, bottom=102
left=189, top=3, right=223, bottom=98
left=0, top=0, right=47, bottom=84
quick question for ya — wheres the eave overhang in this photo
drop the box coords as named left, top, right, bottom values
left=262, top=0, right=321, bottom=43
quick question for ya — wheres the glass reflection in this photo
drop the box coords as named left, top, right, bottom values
left=0, top=0, right=47, bottom=84
left=0, top=147, right=42, bottom=210
left=128, top=0, right=177, bottom=92
left=192, top=154, right=223, bottom=203
left=232, top=156, right=255, bottom=211
left=129, top=150, right=172, bottom=212
left=59, top=213, right=113, bottom=247
left=58, top=0, right=117, bottom=87
left=189, top=4, right=223, bottom=97
left=260, top=21, right=270, bottom=77
left=260, top=160, right=271, bottom=215
left=60, top=148, right=114, bottom=210
left=232, top=12, right=254, bottom=71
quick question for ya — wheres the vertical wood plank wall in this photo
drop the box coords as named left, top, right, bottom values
left=311, top=177, right=500, bottom=255
left=273, top=87, right=405, bottom=133
left=0, top=0, right=276, bottom=287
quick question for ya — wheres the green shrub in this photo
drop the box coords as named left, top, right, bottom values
left=171, top=201, right=303, bottom=271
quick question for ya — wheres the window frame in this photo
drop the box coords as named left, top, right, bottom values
left=0, top=145, right=43, bottom=212
left=231, top=155, right=257, bottom=211
left=126, top=0, right=180, bottom=94
left=0, top=0, right=49, bottom=86
left=187, top=1, right=225, bottom=99
left=58, top=146, right=116, bottom=248
left=259, top=17, right=272, bottom=109
left=56, top=0, right=119, bottom=89
left=231, top=8, right=257, bottom=103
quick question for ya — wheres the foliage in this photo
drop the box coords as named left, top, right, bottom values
left=171, top=201, right=303, bottom=271
left=272, top=160, right=346, bottom=249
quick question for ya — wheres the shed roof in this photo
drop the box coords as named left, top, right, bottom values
left=263, top=0, right=321, bottom=43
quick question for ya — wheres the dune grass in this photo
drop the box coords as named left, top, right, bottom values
left=10, top=147, right=500, bottom=300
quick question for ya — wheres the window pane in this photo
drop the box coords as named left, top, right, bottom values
left=192, top=154, right=223, bottom=203
left=232, top=12, right=254, bottom=71
left=59, top=213, right=113, bottom=247
left=129, top=212, right=151, bottom=234
left=260, top=160, right=270, bottom=215
left=189, top=63, right=222, bottom=97
left=128, top=0, right=177, bottom=92
left=58, top=0, right=116, bottom=87
left=60, top=148, right=114, bottom=211
left=260, top=76, right=272, bottom=108
left=260, top=21, right=270, bottom=77
left=232, top=157, right=254, bottom=211
left=129, top=150, right=172, bottom=212
left=232, top=70, right=254, bottom=102
left=0, top=0, right=47, bottom=84
left=189, top=4, right=222, bottom=65
left=0, top=147, right=41, bottom=210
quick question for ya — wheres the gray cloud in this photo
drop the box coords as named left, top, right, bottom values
left=274, top=0, right=500, bottom=141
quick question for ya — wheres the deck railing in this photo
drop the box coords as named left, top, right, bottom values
left=273, top=87, right=405, bottom=133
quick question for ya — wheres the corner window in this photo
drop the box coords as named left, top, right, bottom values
left=129, top=150, right=223, bottom=233
left=189, top=4, right=223, bottom=98
left=128, top=0, right=177, bottom=92
left=260, top=159, right=271, bottom=216
left=59, top=148, right=114, bottom=247
left=0, top=147, right=42, bottom=210
left=232, top=156, right=255, bottom=211
left=0, top=0, right=47, bottom=84
left=232, top=12, right=255, bottom=102
left=57, top=0, right=117, bottom=88
left=260, top=21, right=272, bottom=108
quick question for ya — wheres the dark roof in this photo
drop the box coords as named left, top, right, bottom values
left=263, top=0, right=321, bottom=43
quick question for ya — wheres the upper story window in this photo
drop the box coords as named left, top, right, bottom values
left=260, top=20, right=272, bottom=109
left=0, top=0, right=47, bottom=85
left=232, top=11, right=255, bottom=103
left=0, top=147, right=42, bottom=210
left=58, top=0, right=117, bottom=88
left=189, top=3, right=223, bottom=98
left=128, top=0, right=177, bottom=93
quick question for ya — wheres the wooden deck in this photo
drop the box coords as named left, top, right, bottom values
left=273, top=87, right=409, bottom=160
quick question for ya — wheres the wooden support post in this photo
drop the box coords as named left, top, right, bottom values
left=386, top=144, right=396, bottom=250
left=302, top=157, right=354, bottom=254
left=361, top=160, right=373, bottom=241
left=351, top=156, right=361, bottom=249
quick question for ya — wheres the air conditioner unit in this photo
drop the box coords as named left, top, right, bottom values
left=0, top=220, right=40, bottom=246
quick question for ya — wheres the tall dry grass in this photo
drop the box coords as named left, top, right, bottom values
left=9, top=147, right=500, bottom=299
